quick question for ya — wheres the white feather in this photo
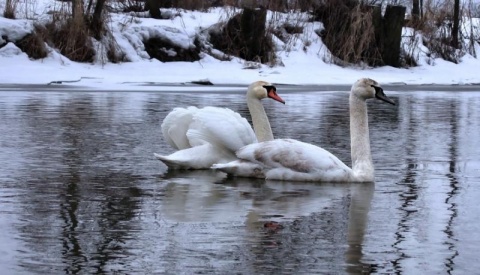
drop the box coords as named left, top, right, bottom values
left=161, top=106, right=197, bottom=150
left=213, top=139, right=352, bottom=181
left=187, top=106, right=257, bottom=152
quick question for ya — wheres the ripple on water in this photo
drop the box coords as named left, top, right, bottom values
left=1, top=89, right=480, bottom=274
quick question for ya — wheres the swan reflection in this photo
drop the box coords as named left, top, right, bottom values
left=158, top=170, right=374, bottom=273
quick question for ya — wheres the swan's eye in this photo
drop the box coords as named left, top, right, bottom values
left=263, top=85, right=276, bottom=92
left=371, top=85, right=383, bottom=94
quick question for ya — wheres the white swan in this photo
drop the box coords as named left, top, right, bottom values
left=212, top=78, right=395, bottom=182
left=154, top=81, right=285, bottom=169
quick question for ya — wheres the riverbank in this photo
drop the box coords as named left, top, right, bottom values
left=2, top=82, right=480, bottom=93
left=1, top=7, right=480, bottom=89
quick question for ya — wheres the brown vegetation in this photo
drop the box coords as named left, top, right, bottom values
left=3, top=0, right=18, bottom=19
left=46, top=19, right=95, bottom=62
left=404, top=0, right=472, bottom=64
left=315, top=0, right=381, bottom=66
left=209, top=7, right=276, bottom=64
left=15, top=25, right=48, bottom=59
left=2, top=0, right=479, bottom=68
left=117, top=0, right=145, bottom=13
left=144, top=36, right=201, bottom=62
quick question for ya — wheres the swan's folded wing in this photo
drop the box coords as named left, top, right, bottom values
left=155, top=143, right=235, bottom=169
left=161, top=107, right=198, bottom=150
left=188, top=107, right=257, bottom=152
left=212, top=160, right=265, bottom=178
left=236, top=139, right=352, bottom=175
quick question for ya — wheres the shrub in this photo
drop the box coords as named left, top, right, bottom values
left=3, top=0, right=19, bottom=19
left=418, top=1, right=462, bottom=63
left=315, top=0, right=381, bottom=66
left=15, top=25, right=48, bottom=59
left=46, top=19, right=95, bottom=62
left=209, top=7, right=276, bottom=64
left=144, top=36, right=200, bottom=62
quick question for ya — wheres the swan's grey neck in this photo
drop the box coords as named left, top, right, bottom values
left=247, top=95, right=273, bottom=142
left=349, top=94, right=374, bottom=181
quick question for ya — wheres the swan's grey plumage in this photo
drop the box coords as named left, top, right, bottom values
left=154, top=81, right=285, bottom=170
left=212, top=78, right=395, bottom=182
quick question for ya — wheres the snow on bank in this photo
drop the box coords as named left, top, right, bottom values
left=1, top=6, right=480, bottom=90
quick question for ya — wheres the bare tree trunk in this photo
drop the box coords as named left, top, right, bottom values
left=86, top=0, right=93, bottom=15
left=240, top=7, right=268, bottom=62
left=91, top=0, right=106, bottom=39
left=4, top=0, right=16, bottom=19
left=420, top=0, right=423, bottom=18
left=159, top=0, right=173, bottom=8
left=382, top=5, right=406, bottom=67
left=145, top=0, right=161, bottom=19
left=412, top=0, right=420, bottom=25
left=241, top=0, right=256, bottom=8
left=72, top=0, right=84, bottom=23
left=451, top=0, right=460, bottom=48
left=370, top=5, right=383, bottom=66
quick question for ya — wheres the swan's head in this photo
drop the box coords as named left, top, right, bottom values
left=248, top=81, right=285, bottom=104
left=352, top=78, right=395, bottom=105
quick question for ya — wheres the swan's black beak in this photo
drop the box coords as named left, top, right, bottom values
left=372, top=86, right=395, bottom=105
left=264, top=85, right=285, bottom=104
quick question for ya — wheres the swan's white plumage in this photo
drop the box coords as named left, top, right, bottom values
left=155, top=81, right=284, bottom=170
left=156, top=106, right=256, bottom=169
left=212, top=78, right=395, bottom=182
left=213, top=139, right=353, bottom=182
left=186, top=106, right=257, bottom=152
left=154, top=144, right=234, bottom=170
left=161, top=106, right=197, bottom=150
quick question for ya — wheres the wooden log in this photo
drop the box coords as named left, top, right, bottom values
left=382, top=5, right=406, bottom=67
left=240, top=7, right=267, bottom=62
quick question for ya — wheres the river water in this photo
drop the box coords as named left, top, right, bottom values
left=0, top=84, right=479, bottom=274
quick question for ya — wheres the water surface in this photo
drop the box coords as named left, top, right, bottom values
left=0, top=86, right=479, bottom=274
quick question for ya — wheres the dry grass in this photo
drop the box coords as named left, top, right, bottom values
left=401, top=30, right=420, bottom=67
left=6, top=0, right=478, bottom=67
left=316, top=0, right=380, bottom=66
left=268, top=10, right=307, bottom=53
left=401, top=0, right=480, bottom=65
left=417, top=0, right=462, bottom=63
left=173, top=0, right=210, bottom=10
left=40, top=2, right=95, bottom=62
left=47, top=19, right=95, bottom=62
left=463, top=1, right=480, bottom=58
left=116, top=0, right=145, bottom=12
left=4, top=0, right=19, bottom=19
left=209, top=6, right=276, bottom=65
left=15, top=24, right=48, bottom=59
left=31, top=0, right=126, bottom=63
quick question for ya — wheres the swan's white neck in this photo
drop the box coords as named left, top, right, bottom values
left=247, top=95, right=273, bottom=142
left=349, top=94, right=374, bottom=181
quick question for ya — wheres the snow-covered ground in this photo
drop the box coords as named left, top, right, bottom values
left=1, top=2, right=480, bottom=90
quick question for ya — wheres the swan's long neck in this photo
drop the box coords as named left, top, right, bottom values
left=349, top=94, right=374, bottom=181
left=247, top=96, right=273, bottom=142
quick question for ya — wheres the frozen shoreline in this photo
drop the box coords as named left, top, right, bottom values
left=1, top=82, right=480, bottom=93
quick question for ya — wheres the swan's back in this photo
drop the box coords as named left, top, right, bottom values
left=161, top=106, right=197, bottom=150
left=157, top=80, right=284, bottom=170
left=188, top=106, right=257, bottom=152
left=162, top=106, right=257, bottom=152
left=217, top=139, right=353, bottom=181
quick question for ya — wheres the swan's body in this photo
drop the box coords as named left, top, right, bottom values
left=212, top=78, right=395, bottom=182
left=155, top=81, right=285, bottom=169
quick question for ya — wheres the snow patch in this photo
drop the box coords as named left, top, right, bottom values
left=0, top=17, right=33, bottom=43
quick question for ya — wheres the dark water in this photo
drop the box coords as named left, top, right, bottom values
left=0, top=86, right=479, bottom=274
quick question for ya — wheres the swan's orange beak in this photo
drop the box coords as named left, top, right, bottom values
left=268, top=89, right=285, bottom=104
